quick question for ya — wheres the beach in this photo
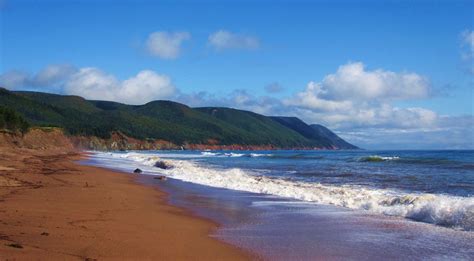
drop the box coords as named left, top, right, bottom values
left=0, top=145, right=250, bottom=260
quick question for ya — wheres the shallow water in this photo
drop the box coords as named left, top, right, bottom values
left=150, top=177, right=473, bottom=260
left=84, top=150, right=474, bottom=259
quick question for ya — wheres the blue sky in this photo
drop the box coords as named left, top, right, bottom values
left=0, top=0, right=473, bottom=149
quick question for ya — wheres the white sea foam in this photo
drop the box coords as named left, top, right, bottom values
left=250, top=153, right=273, bottom=157
left=200, top=151, right=243, bottom=157
left=94, top=152, right=474, bottom=231
left=200, top=152, right=272, bottom=158
left=224, top=153, right=245, bottom=157
left=360, top=155, right=400, bottom=162
left=380, top=156, right=400, bottom=160
left=201, top=151, right=219, bottom=156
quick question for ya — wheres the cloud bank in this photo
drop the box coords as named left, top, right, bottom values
left=0, top=62, right=471, bottom=149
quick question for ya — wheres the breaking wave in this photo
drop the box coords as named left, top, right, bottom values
left=199, top=151, right=324, bottom=159
left=103, top=152, right=474, bottom=231
left=200, top=152, right=272, bottom=158
left=358, top=155, right=466, bottom=166
left=359, top=155, right=400, bottom=162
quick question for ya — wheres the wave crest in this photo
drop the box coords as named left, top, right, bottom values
left=359, top=155, right=400, bottom=162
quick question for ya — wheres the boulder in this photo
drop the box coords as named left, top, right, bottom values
left=153, top=176, right=167, bottom=181
left=154, top=161, right=172, bottom=169
left=133, top=168, right=142, bottom=174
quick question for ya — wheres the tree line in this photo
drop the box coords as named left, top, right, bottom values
left=0, top=106, right=29, bottom=133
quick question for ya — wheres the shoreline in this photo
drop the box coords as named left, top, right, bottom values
left=0, top=147, right=252, bottom=260
left=104, top=150, right=474, bottom=260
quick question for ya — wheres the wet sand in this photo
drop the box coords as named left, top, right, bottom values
left=0, top=147, right=251, bottom=260
left=146, top=174, right=474, bottom=260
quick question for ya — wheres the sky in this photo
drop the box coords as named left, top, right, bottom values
left=0, top=0, right=473, bottom=149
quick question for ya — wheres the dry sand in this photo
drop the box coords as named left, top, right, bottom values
left=0, top=146, right=251, bottom=260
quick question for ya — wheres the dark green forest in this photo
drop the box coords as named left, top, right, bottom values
left=0, top=106, right=29, bottom=134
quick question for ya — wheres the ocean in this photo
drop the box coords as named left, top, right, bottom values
left=84, top=150, right=474, bottom=259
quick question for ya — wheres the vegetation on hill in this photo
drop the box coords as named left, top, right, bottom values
left=270, top=116, right=359, bottom=149
left=310, top=124, right=358, bottom=149
left=196, top=107, right=312, bottom=146
left=0, top=87, right=358, bottom=149
left=0, top=106, right=29, bottom=133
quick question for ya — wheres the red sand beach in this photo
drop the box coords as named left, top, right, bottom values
left=0, top=130, right=252, bottom=260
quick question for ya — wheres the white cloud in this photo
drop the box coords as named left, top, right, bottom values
left=34, top=64, right=76, bottom=86
left=64, top=68, right=120, bottom=102
left=316, top=62, right=430, bottom=101
left=208, top=30, right=259, bottom=50
left=283, top=62, right=436, bottom=129
left=120, top=70, right=175, bottom=104
left=284, top=81, right=354, bottom=112
left=0, top=64, right=76, bottom=91
left=0, top=65, right=176, bottom=105
left=64, top=68, right=176, bottom=104
left=146, top=31, right=190, bottom=59
left=277, top=104, right=438, bottom=131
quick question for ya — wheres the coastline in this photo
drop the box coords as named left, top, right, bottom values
left=88, top=150, right=474, bottom=260
left=0, top=146, right=251, bottom=260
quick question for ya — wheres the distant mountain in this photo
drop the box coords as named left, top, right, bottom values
left=310, top=124, right=358, bottom=149
left=196, top=107, right=312, bottom=147
left=270, top=116, right=358, bottom=149
left=0, top=87, right=358, bottom=149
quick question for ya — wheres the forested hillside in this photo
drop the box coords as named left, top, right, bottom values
left=0, top=105, right=29, bottom=133
left=0, top=87, right=358, bottom=149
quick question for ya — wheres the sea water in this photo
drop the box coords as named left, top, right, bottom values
left=85, top=150, right=474, bottom=259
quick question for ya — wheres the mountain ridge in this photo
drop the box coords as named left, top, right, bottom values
left=0, top=87, right=358, bottom=150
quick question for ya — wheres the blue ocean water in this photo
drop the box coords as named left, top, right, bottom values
left=189, top=150, right=474, bottom=197
left=85, top=150, right=474, bottom=259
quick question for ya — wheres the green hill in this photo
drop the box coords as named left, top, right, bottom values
left=310, top=124, right=358, bottom=149
left=270, top=116, right=358, bottom=149
left=197, top=107, right=312, bottom=146
left=0, top=87, right=358, bottom=149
